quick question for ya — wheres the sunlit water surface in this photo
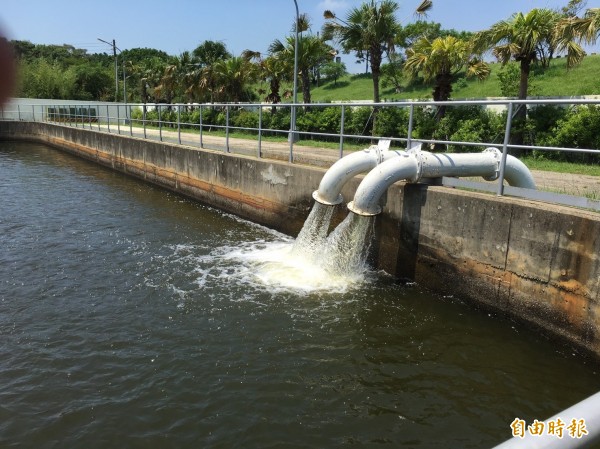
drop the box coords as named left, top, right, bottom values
left=0, top=141, right=598, bottom=448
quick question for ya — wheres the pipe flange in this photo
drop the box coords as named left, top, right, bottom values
left=347, top=200, right=381, bottom=216
left=406, top=145, right=423, bottom=183
left=312, top=190, right=343, bottom=206
left=483, top=147, right=501, bottom=181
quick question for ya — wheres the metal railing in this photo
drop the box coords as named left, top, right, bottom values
left=2, top=98, right=600, bottom=211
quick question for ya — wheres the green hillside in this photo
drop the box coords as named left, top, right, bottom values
left=305, top=53, right=600, bottom=102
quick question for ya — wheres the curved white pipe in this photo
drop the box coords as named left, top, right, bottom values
left=312, top=145, right=403, bottom=205
left=348, top=147, right=537, bottom=216
left=501, top=151, right=537, bottom=190
left=348, top=152, right=419, bottom=216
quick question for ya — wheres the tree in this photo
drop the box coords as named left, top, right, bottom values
left=473, top=8, right=585, bottom=147
left=192, top=40, right=231, bottom=68
left=133, top=57, right=167, bottom=103
left=381, top=53, right=405, bottom=93
left=556, top=7, right=600, bottom=48
left=72, top=63, right=113, bottom=100
left=212, top=56, right=258, bottom=102
left=185, top=41, right=232, bottom=103
left=322, top=0, right=405, bottom=103
left=396, top=21, right=441, bottom=50
left=320, top=61, right=347, bottom=85
left=268, top=34, right=332, bottom=104
left=256, top=54, right=289, bottom=105
left=497, top=62, right=539, bottom=97
left=404, top=36, right=489, bottom=119
left=156, top=51, right=194, bottom=103
left=474, top=8, right=584, bottom=103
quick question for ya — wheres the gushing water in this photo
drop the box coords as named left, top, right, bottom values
left=222, top=202, right=375, bottom=293
left=321, top=212, right=374, bottom=278
left=293, top=203, right=374, bottom=278
left=292, top=202, right=335, bottom=259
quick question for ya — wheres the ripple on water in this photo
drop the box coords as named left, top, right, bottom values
left=1, top=141, right=599, bottom=449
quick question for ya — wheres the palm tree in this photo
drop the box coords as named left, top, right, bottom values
left=473, top=8, right=585, bottom=146
left=322, top=0, right=432, bottom=103
left=156, top=51, right=194, bottom=103
left=322, top=0, right=401, bottom=103
left=556, top=7, right=600, bottom=50
left=192, top=40, right=231, bottom=68
left=185, top=41, right=232, bottom=103
left=404, top=36, right=489, bottom=118
left=268, top=34, right=332, bottom=104
left=212, top=56, right=258, bottom=102
left=258, top=55, right=289, bottom=105
left=137, top=57, right=166, bottom=104
left=474, top=8, right=584, bottom=103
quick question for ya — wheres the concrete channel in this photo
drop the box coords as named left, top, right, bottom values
left=2, top=120, right=600, bottom=360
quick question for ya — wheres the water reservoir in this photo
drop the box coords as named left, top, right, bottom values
left=0, top=141, right=598, bottom=448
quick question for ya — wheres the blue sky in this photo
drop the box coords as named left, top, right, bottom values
left=0, top=0, right=591, bottom=73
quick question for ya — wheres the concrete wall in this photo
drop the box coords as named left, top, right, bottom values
left=2, top=121, right=599, bottom=358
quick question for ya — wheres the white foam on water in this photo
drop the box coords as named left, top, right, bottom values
left=145, top=205, right=377, bottom=298
left=212, top=208, right=376, bottom=295
left=219, top=240, right=364, bottom=294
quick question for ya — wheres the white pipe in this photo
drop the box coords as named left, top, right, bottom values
left=312, top=144, right=403, bottom=206
left=348, top=147, right=537, bottom=216
left=348, top=152, right=419, bottom=216
left=500, top=150, right=537, bottom=190
left=418, top=149, right=498, bottom=179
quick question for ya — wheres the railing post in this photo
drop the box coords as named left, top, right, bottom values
left=407, top=103, right=415, bottom=149
left=143, top=106, right=147, bottom=139
left=289, top=104, right=296, bottom=163
left=225, top=104, right=230, bottom=153
left=497, top=102, right=514, bottom=197
left=258, top=105, right=262, bottom=158
left=32, top=104, right=35, bottom=122
left=88, top=105, right=92, bottom=129
left=106, top=105, right=110, bottom=133
left=17, top=104, right=21, bottom=121
left=129, top=105, right=133, bottom=136
left=339, top=104, right=346, bottom=159
left=117, top=104, right=121, bottom=135
left=158, top=104, right=163, bottom=142
left=199, top=105, right=203, bottom=148
left=177, top=104, right=181, bottom=144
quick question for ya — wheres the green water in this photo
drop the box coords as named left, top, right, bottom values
left=0, top=141, right=598, bottom=448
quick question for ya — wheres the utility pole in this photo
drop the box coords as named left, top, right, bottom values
left=288, top=0, right=300, bottom=158
left=98, top=38, right=120, bottom=102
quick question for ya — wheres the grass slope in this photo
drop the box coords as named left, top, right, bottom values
left=305, top=54, right=600, bottom=102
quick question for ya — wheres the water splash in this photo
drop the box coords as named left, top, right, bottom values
left=321, top=212, right=374, bottom=278
left=187, top=201, right=375, bottom=294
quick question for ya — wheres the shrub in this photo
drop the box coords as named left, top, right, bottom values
left=295, top=107, right=342, bottom=140
left=544, top=105, right=600, bottom=163
left=413, top=105, right=505, bottom=152
left=345, top=106, right=374, bottom=138
left=233, top=109, right=260, bottom=133
left=373, top=106, right=410, bottom=141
